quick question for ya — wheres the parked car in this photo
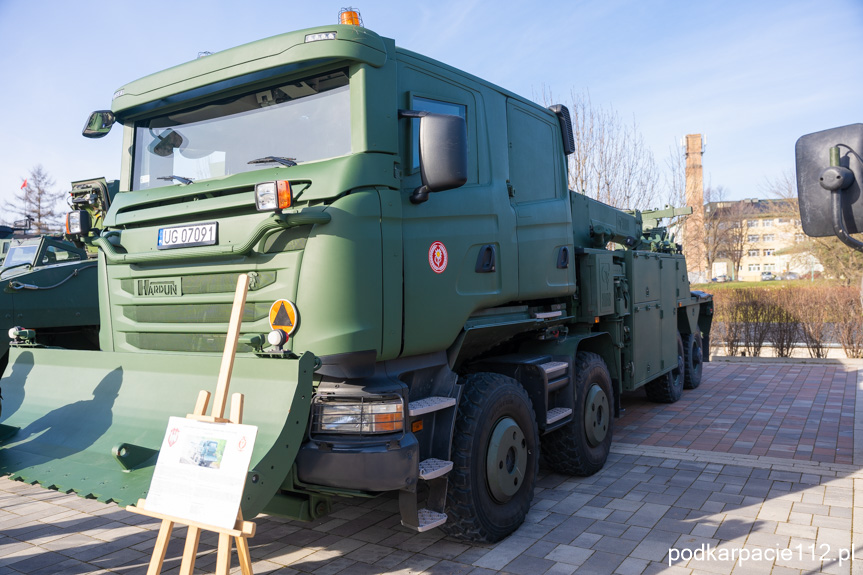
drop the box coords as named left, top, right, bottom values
left=780, top=272, right=800, bottom=280
left=760, top=271, right=776, bottom=281
left=711, top=274, right=729, bottom=283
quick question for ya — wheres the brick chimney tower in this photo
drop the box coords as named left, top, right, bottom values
left=683, top=134, right=706, bottom=281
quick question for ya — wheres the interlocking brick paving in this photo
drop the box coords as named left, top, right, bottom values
left=2, top=360, right=862, bottom=574
left=4, top=441, right=862, bottom=575
left=614, top=361, right=858, bottom=463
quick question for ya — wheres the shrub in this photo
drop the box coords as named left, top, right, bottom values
left=768, top=289, right=800, bottom=358
left=826, top=285, right=863, bottom=358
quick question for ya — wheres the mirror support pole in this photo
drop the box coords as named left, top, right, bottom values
left=821, top=146, right=863, bottom=253
left=831, top=191, right=863, bottom=253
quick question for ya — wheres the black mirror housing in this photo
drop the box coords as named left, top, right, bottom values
left=82, top=110, right=116, bottom=139
left=418, top=113, right=468, bottom=193
left=795, top=123, right=863, bottom=237
left=400, top=110, right=468, bottom=204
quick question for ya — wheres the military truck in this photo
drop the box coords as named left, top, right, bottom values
left=0, top=14, right=712, bottom=542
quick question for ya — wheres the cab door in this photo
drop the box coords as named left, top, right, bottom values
left=9, top=239, right=98, bottom=330
left=506, top=99, right=575, bottom=299
left=397, top=66, right=518, bottom=357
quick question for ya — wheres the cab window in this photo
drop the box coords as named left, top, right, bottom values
left=41, top=245, right=83, bottom=265
left=411, top=97, right=466, bottom=172
left=3, top=244, right=37, bottom=268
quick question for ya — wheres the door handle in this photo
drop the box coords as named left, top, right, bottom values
left=475, top=244, right=496, bottom=273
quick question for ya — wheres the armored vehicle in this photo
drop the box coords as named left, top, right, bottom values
left=0, top=236, right=98, bottom=371
left=0, top=14, right=712, bottom=541
left=0, top=177, right=114, bottom=377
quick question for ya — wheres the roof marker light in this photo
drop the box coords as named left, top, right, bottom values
left=338, top=7, right=363, bottom=26
left=305, top=32, right=337, bottom=43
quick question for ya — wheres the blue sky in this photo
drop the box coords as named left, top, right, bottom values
left=1, top=0, right=861, bottom=219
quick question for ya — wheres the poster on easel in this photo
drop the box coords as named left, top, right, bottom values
left=144, top=416, right=258, bottom=530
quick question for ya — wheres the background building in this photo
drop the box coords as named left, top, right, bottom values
left=705, top=198, right=822, bottom=282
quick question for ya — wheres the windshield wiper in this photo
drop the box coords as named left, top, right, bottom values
left=248, top=156, right=298, bottom=167
left=157, top=175, right=194, bottom=185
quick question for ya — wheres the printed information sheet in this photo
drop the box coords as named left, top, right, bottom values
left=144, top=416, right=258, bottom=530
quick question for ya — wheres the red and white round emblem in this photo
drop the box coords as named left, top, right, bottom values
left=428, top=241, right=448, bottom=274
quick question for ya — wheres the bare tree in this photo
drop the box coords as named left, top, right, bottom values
left=5, top=165, right=65, bottom=234
left=537, top=88, right=662, bottom=210
left=723, top=201, right=751, bottom=280
left=664, top=142, right=687, bottom=209
left=702, top=186, right=729, bottom=276
left=701, top=190, right=752, bottom=280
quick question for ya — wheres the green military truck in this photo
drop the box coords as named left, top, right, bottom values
left=0, top=17, right=712, bottom=542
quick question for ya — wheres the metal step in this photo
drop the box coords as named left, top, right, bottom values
left=540, top=361, right=568, bottom=380
left=547, top=376, right=570, bottom=393
left=547, top=407, right=572, bottom=426
left=419, top=458, right=453, bottom=480
left=408, top=509, right=447, bottom=532
left=408, top=396, right=456, bottom=416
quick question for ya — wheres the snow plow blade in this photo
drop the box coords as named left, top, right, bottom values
left=0, top=347, right=315, bottom=517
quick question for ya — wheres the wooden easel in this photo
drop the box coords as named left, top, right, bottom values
left=127, top=274, right=256, bottom=575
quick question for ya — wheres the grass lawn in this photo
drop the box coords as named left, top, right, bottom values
left=692, top=278, right=827, bottom=291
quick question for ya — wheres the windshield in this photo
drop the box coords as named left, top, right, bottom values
left=132, top=69, right=351, bottom=190
left=3, top=244, right=38, bottom=269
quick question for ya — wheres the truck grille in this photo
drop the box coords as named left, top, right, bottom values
left=126, top=332, right=248, bottom=353
left=113, top=269, right=290, bottom=354
left=119, top=271, right=276, bottom=295
left=123, top=302, right=271, bottom=324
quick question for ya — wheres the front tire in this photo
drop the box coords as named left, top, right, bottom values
left=442, top=372, right=539, bottom=543
left=542, top=351, right=613, bottom=476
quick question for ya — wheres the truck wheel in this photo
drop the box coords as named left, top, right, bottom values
left=645, top=334, right=684, bottom=403
left=683, top=333, right=703, bottom=389
left=542, top=351, right=613, bottom=477
left=442, top=372, right=539, bottom=543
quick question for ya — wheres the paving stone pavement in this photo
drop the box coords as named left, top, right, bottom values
left=1, top=359, right=862, bottom=575
left=614, top=360, right=859, bottom=464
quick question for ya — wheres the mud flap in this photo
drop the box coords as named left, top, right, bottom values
left=0, top=347, right=315, bottom=518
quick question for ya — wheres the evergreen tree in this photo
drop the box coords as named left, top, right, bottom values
left=5, top=165, right=65, bottom=234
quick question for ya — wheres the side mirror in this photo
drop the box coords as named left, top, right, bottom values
left=399, top=110, right=468, bottom=204
left=795, top=124, right=863, bottom=252
left=82, top=110, right=115, bottom=139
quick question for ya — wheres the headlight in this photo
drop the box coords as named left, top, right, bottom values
left=255, top=180, right=292, bottom=211
left=65, top=210, right=91, bottom=235
left=313, top=397, right=404, bottom=434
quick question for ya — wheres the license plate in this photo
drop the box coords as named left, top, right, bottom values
left=157, top=222, right=218, bottom=250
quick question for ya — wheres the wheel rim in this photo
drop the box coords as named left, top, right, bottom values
left=485, top=417, right=527, bottom=503
left=583, top=384, right=609, bottom=447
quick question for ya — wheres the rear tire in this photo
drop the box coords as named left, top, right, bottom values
left=645, top=334, right=684, bottom=403
left=683, top=333, right=703, bottom=389
left=442, top=372, right=539, bottom=543
left=542, top=351, right=613, bottom=476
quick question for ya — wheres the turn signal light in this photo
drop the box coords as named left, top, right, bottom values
left=255, top=180, right=293, bottom=211
left=314, top=398, right=404, bottom=434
